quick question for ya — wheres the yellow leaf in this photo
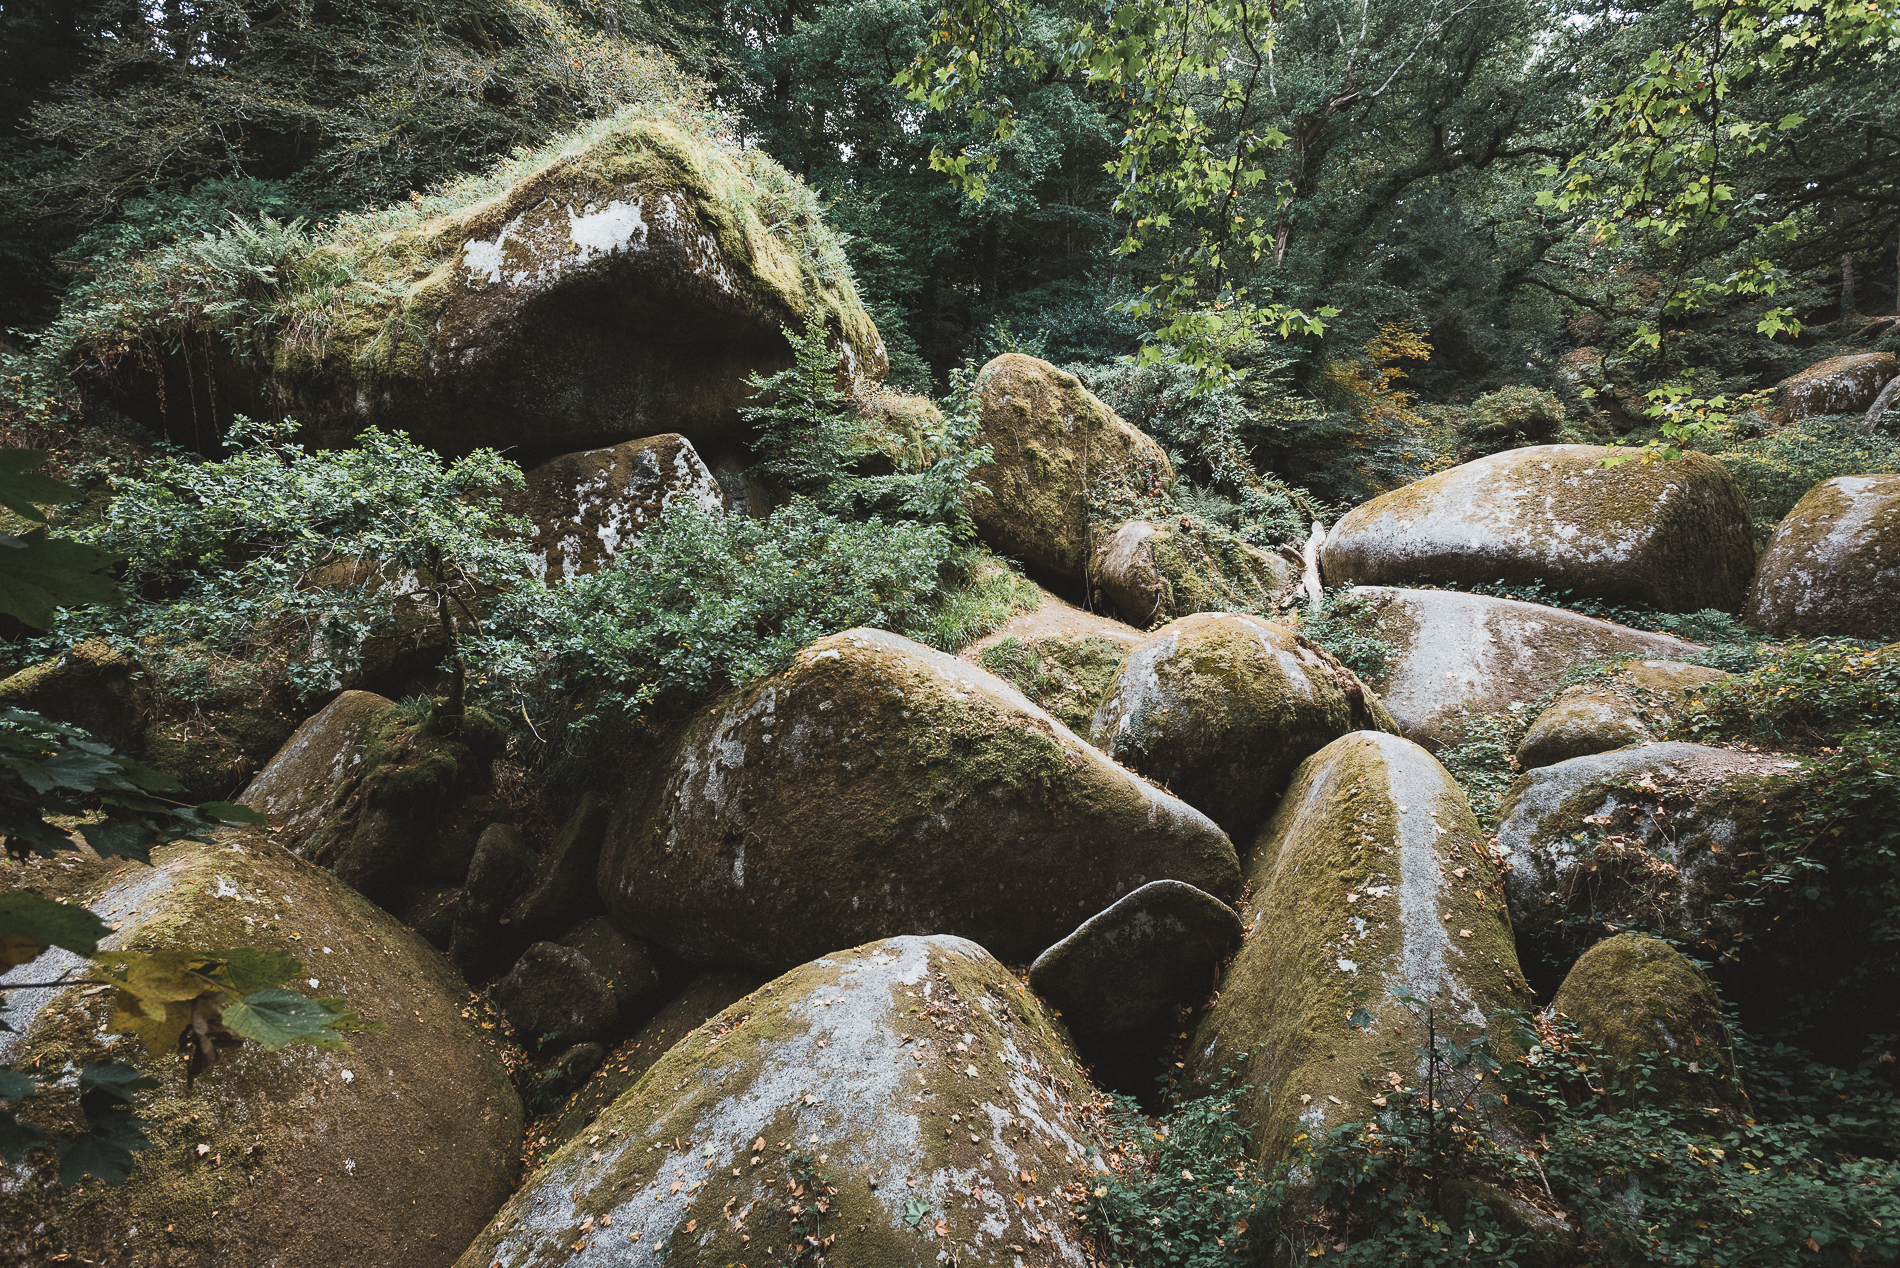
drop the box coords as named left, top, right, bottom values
left=108, top=993, right=195, bottom=1062
left=0, top=933, right=45, bottom=972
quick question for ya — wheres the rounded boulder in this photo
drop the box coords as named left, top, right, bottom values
left=1028, top=880, right=1241, bottom=1036
left=1516, top=660, right=1731, bottom=769
left=1089, top=612, right=1397, bottom=841
left=0, top=831, right=522, bottom=1268
left=598, top=628, right=1239, bottom=970
left=1090, top=519, right=1296, bottom=628
left=1322, top=445, right=1756, bottom=612
left=1744, top=474, right=1900, bottom=641
left=453, top=935, right=1105, bottom=1268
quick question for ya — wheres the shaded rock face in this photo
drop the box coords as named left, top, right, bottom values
left=508, top=792, right=612, bottom=939
left=1091, top=520, right=1296, bottom=627
left=88, top=120, right=885, bottom=459
left=450, top=822, right=537, bottom=976
left=453, top=936, right=1105, bottom=1268
left=1516, top=660, right=1730, bottom=769
left=507, top=433, right=727, bottom=583
left=1322, top=445, right=1756, bottom=612
left=1493, top=742, right=1798, bottom=988
left=1773, top=352, right=1897, bottom=419
left=1029, top=880, right=1241, bottom=1036
left=1551, top=934, right=1749, bottom=1124
left=969, top=355, right=1174, bottom=580
left=0, top=831, right=521, bottom=1268
left=1344, top=587, right=1703, bottom=748
left=1188, top=732, right=1531, bottom=1167
left=599, top=628, right=1239, bottom=970
left=240, top=689, right=395, bottom=839
left=1088, top=613, right=1397, bottom=842
left=1744, top=474, right=1900, bottom=641
left=563, top=917, right=665, bottom=1017
left=0, top=637, right=150, bottom=754
left=493, top=942, right=622, bottom=1047
left=547, top=969, right=769, bottom=1152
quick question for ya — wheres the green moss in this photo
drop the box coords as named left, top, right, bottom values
left=975, top=634, right=1127, bottom=732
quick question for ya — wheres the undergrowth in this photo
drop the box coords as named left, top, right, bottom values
left=975, top=634, right=1126, bottom=731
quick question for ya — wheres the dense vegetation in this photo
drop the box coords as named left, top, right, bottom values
left=0, top=0, right=1897, bottom=1257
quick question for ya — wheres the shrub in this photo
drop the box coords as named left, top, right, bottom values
left=1702, top=416, right=1900, bottom=542
left=1466, top=385, right=1566, bottom=449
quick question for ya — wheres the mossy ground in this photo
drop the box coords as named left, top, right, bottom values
left=975, top=634, right=1126, bottom=733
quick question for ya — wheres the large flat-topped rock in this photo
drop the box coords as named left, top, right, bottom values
left=1344, top=587, right=1703, bottom=747
left=1323, top=444, right=1756, bottom=612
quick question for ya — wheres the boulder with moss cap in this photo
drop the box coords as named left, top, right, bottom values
left=1744, top=474, right=1900, bottom=641
left=1772, top=352, right=1897, bottom=420
left=0, top=637, right=150, bottom=754
left=1187, top=731, right=1533, bottom=1167
left=1091, top=519, right=1297, bottom=627
left=1494, top=743, right=1798, bottom=989
left=1322, top=445, right=1756, bottom=612
left=505, top=433, right=727, bottom=583
left=599, top=627, right=1239, bottom=970
left=1089, top=612, right=1398, bottom=842
left=0, top=830, right=521, bottom=1268
left=1550, top=933, right=1749, bottom=1123
left=452, top=934, right=1104, bottom=1268
left=968, top=354, right=1173, bottom=580
left=81, top=118, right=885, bottom=457
left=1335, top=587, right=1704, bottom=748
left=1516, top=659, right=1731, bottom=769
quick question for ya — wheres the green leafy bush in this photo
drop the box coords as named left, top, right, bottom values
left=1288, top=590, right=1396, bottom=681
left=1466, top=384, right=1566, bottom=451
left=1703, top=416, right=1900, bottom=542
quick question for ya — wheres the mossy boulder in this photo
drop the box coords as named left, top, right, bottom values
left=1028, top=880, right=1240, bottom=1036
left=545, top=969, right=768, bottom=1153
left=1516, top=660, right=1731, bottom=769
left=563, top=917, right=665, bottom=1018
left=972, top=633, right=1131, bottom=734
left=1188, top=732, right=1531, bottom=1166
left=1494, top=743, right=1797, bottom=988
left=1088, top=613, right=1398, bottom=842
left=452, top=935, right=1104, bottom=1268
left=449, top=821, right=537, bottom=976
left=507, top=791, right=613, bottom=939
left=240, top=689, right=396, bottom=837
left=1551, top=934, right=1749, bottom=1124
left=0, top=830, right=521, bottom=1268
left=0, top=637, right=150, bottom=753
left=243, top=695, right=507, bottom=908
left=1339, top=587, right=1703, bottom=748
left=493, top=942, right=623, bottom=1047
left=506, top=433, right=727, bottom=583
left=1322, top=445, right=1756, bottom=612
left=85, top=119, right=885, bottom=458
left=297, top=559, right=481, bottom=699
left=1772, top=351, right=1897, bottom=419
left=968, top=354, right=1173, bottom=580
left=1743, top=474, right=1900, bottom=641
left=599, top=628, right=1239, bottom=970
left=1091, top=519, right=1296, bottom=627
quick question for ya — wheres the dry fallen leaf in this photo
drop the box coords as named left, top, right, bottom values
left=685, top=1220, right=697, bottom=1234
left=1458, top=929, right=1473, bottom=939
left=933, top=1219, right=950, bottom=1239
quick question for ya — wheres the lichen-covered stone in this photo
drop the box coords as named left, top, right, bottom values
left=1188, top=732, right=1531, bottom=1166
left=0, top=830, right=521, bottom=1268
left=0, top=637, right=149, bottom=754
left=1516, top=660, right=1731, bottom=769
left=1743, top=474, right=1900, bottom=641
left=1029, top=881, right=1240, bottom=1036
left=1088, top=613, right=1398, bottom=841
left=1322, top=445, right=1756, bottom=612
left=547, top=969, right=769, bottom=1152
left=969, top=355, right=1173, bottom=580
left=1342, top=587, right=1704, bottom=747
left=493, top=942, right=622, bottom=1047
left=507, top=434, right=727, bottom=583
left=1091, top=519, right=1296, bottom=627
left=85, top=119, right=885, bottom=457
left=1551, top=933, right=1748, bottom=1123
left=1494, top=743, right=1797, bottom=985
left=452, top=935, right=1104, bottom=1268
left=240, top=689, right=396, bottom=837
left=1773, top=351, right=1897, bottom=419
left=600, top=628, right=1239, bottom=970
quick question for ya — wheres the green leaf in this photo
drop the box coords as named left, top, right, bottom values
left=0, top=891, right=112, bottom=968
left=76, top=818, right=159, bottom=864
left=0, top=451, right=74, bottom=522
left=0, top=529, right=122, bottom=629
left=0, top=1068, right=37, bottom=1100
left=77, top=1062, right=159, bottom=1103
left=57, top=1107, right=153, bottom=1186
left=221, top=988, right=357, bottom=1049
left=0, top=1107, right=46, bottom=1163
left=205, top=947, right=302, bottom=994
